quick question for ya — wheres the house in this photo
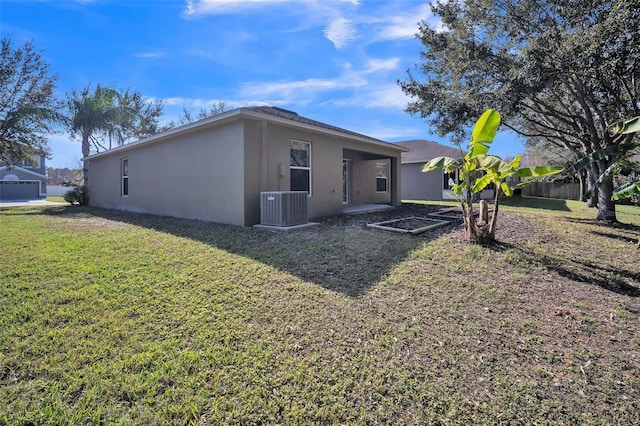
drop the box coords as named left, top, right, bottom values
left=396, top=139, right=462, bottom=200
left=85, top=106, right=407, bottom=226
left=0, top=156, right=47, bottom=201
left=397, top=139, right=496, bottom=201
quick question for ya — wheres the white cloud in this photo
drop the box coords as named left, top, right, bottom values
left=162, top=97, right=190, bottom=106
left=324, top=17, right=357, bottom=49
left=365, top=124, right=423, bottom=141
left=360, top=84, right=410, bottom=109
left=362, top=57, right=400, bottom=74
left=240, top=61, right=371, bottom=101
left=160, top=97, right=241, bottom=109
left=331, top=83, right=410, bottom=110
left=237, top=58, right=409, bottom=110
left=183, top=0, right=358, bottom=17
left=134, top=51, right=166, bottom=58
left=244, top=78, right=339, bottom=95
left=367, top=4, right=438, bottom=41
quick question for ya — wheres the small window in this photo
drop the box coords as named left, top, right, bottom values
left=290, top=140, right=311, bottom=195
left=376, top=163, right=388, bottom=193
left=121, top=158, right=129, bottom=197
left=444, top=170, right=459, bottom=190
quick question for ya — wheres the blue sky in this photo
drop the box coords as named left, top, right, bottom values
left=1, top=0, right=524, bottom=168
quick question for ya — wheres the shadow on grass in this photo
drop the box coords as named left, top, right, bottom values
left=38, top=205, right=450, bottom=297
left=484, top=240, right=640, bottom=297
left=590, top=230, right=640, bottom=245
left=565, top=216, right=640, bottom=229
left=564, top=217, right=640, bottom=242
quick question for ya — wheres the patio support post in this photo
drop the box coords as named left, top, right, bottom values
left=391, top=156, right=401, bottom=206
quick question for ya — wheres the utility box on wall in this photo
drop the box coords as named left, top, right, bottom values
left=260, top=191, right=308, bottom=226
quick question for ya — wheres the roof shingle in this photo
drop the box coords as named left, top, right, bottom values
left=395, top=139, right=463, bottom=164
left=241, top=106, right=385, bottom=143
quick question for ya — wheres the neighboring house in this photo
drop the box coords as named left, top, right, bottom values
left=0, top=156, right=47, bottom=201
left=86, top=106, right=407, bottom=226
left=397, top=139, right=496, bottom=201
left=396, top=139, right=463, bottom=200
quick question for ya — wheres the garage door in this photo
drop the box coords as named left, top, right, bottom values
left=0, top=181, right=40, bottom=200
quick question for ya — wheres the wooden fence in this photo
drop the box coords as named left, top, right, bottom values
left=522, top=181, right=581, bottom=200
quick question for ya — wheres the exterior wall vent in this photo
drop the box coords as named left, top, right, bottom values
left=260, top=191, right=308, bottom=226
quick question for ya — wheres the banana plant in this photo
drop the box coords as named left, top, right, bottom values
left=423, top=109, right=562, bottom=242
left=473, top=154, right=563, bottom=238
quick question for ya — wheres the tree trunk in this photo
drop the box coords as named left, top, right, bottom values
left=487, top=188, right=501, bottom=240
left=586, top=166, right=598, bottom=208
left=596, top=176, right=617, bottom=223
left=82, top=133, right=90, bottom=187
left=479, top=200, right=489, bottom=226
left=578, top=169, right=588, bottom=201
left=462, top=190, right=478, bottom=241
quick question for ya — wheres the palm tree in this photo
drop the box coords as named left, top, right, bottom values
left=67, top=84, right=120, bottom=186
left=66, top=84, right=164, bottom=186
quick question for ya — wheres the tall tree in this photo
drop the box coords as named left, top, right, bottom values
left=399, top=0, right=640, bottom=223
left=0, top=37, right=60, bottom=165
left=162, top=101, right=228, bottom=130
left=66, top=84, right=163, bottom=185
left=107, top=88, right=164, bottom=147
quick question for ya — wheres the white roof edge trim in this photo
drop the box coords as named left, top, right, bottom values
left=0, top=165, right=47, bottom=178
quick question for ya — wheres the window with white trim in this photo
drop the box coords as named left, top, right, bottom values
left=290, top=140, right=311, bottom=195
left=376, top=162, right=388, bottom=193
left=121, top=158, right=129, bottom=197
left=444, top=170, right=459, bottom=190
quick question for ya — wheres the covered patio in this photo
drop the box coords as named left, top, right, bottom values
left=342, top=203, right=395, bottom=215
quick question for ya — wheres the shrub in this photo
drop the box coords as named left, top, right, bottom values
left=63, top=185, right=89, bottom=206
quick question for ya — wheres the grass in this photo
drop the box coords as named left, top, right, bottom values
left=1, top=199, right=639, bottom=424
left=45, top=197, right=66, bottom=203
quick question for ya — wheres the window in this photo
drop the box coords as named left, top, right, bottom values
left=121, top=158, right=129, bottom=197
left=20, top=157, right=40, bottom=168
left=290, top=140, right=311, bottom=194
left=444, top=170, right=459, bottom=190
left=376, top=163, right=388, bottom=193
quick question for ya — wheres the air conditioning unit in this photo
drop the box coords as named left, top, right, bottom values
left=260, top=191, right=308, bottom=226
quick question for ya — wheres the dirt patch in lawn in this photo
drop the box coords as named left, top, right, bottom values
left=45, top=211, right=128, bottom=232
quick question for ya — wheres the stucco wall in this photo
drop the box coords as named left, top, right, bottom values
left=251, top=121, right=402, bottom=220
left=250, top=121, right=344, bottom=219
left=87, top=114, right=404, bottom=226
left=401, top=163, right=443, bottom=200
left=88, top=121, right=246, bottom=225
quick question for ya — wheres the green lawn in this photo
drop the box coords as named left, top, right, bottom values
left=1, top=200, right=639, bottom=424
left=45, top=197, right=67, bottom=203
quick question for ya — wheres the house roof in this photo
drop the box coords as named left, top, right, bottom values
left=0, top=165, right=47, bottom=179
left=395, top=139, right=463, bottom=164
left=242, top=106, right=388, bottom=143
left=85, top=106, right=407, bottom=160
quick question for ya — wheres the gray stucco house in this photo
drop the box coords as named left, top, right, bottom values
left=396, top=139, right=462, bottom=200
left=397, top=139, right=496, bottom=201
left=0, top=156, right=47, bottom=201
left=86, top=106, right=407, bottom=226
